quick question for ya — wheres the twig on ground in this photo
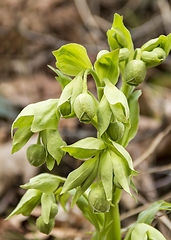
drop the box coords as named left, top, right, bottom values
left=134, top=123, right=171, bottom=168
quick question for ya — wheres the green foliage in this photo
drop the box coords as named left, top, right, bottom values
left=7, top=12, right=171, bottom=239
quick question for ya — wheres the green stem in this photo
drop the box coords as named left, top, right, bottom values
left=88, top=69, right=103, bottom=101
left=104, top=188, right=122, bottom=240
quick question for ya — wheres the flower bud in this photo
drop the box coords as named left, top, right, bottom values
left=74, top=93, right=95, bottom=123
left=88, top=186, right=110, bottom=213
left=107, top=27, right=128, bottom=51
left=36, top=216, right=55, bottom=235
left=124, top=60, right=146, bottom=86
left=107, top=121, right=124, bottom=141
left=141, top=47, right=166, bottom=68
left=96, top=50, right=109, bottom=60
left=49, top=203, right=58, bottom=219
left=59, top=100, right=71, bottom=117
left=26, top=144, right=46, bottom=167
left=119, top=48, right=130, bottom=62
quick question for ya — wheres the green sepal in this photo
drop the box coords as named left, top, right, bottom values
left=104, top=78, right=129, bottom=125
left=61, top=137, right=106, bottom=159
left=6, top=189, right=42, bottom=219
left=12, top=117, right=34, bottom=154
left=100, top=150, right=113, bottom=202
left=61, top=156, right=98, bottom=194
left=71, top=155, right=99, bottom=208
left=48, top=65, right=72, bottom=89
left=20, top=173, right=65, bottom=194
left=94, top=49, right=119, bottom=85
left=53, top=43, right=92, bottom=76
left=97, top=95, right=112, bottom=137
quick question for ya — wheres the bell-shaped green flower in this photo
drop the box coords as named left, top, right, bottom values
left=74, top=93, right=95, bottom=123
left=53, top=43, right=92, bottom=76
left=26, top=144, right=46, bottom=167
left=141, top=47, right=166, bottom=68
left=124, top=60, right=147, bottom=86
left=106, top=121, right=124, bottom=141
left=88, top=186, right=110, bottom=213
left=36, top=216, right=55, bottom=235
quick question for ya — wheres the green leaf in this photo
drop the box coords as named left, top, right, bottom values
left=121, top=90, right=141, bottom=147
left=110, top=150, right=132, bottom=196
left=46, top=129, right=64, bottom=165
left=11, top=104, right=34, bottom=137
left=94, top=49, right=119, bottom=85
left=6, top=189, right=42, bottom=219
left=131, top=223, right=148, bottom=240
left=12, top=117, right=34, bottom=154
left=46, top=153, right=56, bottom=171
left=21, top=173, right=63, bottom=194
left=100, top=150, right=113, bottom=202
left=164, top=33, right=171, bottom=56
left=53, top=43, right=92, bottom=76
left=137, top=201, right=171, bottom=225
left=31, top=99, right=59, bottom=132
left=111, top=141, right=137, bottom=175
left=97, top=95, right=112, bottom=136
left=48, top=65, right=72, bottom=89
left=104, top=78, right=129, bottom=124
left=60, top=192, right=70, bottom=212
left=131, top=223, right=166, bottom=240
left=71, top=156, right=99, bottom=207
left=61, top=156, right=98, bottom=194
left=58, top=79, right=75, bottom=107
left=61, top=137, right=106, bottom=159
left=41, top=193, right=55, bottom=224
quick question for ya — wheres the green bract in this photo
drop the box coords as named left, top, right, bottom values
left=53, top=43, right=92, bottom=76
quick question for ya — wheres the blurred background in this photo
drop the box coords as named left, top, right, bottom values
left=0, top=0, right=171, bottom=239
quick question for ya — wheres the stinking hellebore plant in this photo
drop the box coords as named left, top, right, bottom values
left=6, top=13, right=171, bottom=240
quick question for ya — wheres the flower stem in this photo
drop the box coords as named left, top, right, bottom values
left=104, top=188, right=122, bottom=240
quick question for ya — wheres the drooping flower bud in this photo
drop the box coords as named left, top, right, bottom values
left=107, top=121, right=124, bottom=141
left=36, top=216, right=55, bottom=235
left=59, top=100, right=71, bottom=117
left=26, top=144, right=46, bottom=167
left=88, top=186, right=110, bottom=213
left=74, top=93, right=95, bottom=123
left=141, top=47, right=166, bottom=68
left=124, top=60, right=146, bottom=86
